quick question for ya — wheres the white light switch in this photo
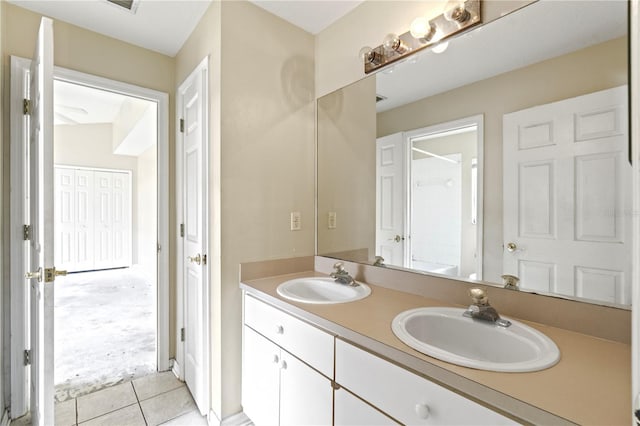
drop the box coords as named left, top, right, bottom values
left=328, top=212, right=337, bottom=229
left=290, top=212, right=301, bottom=231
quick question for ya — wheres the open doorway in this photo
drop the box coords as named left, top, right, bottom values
left=52, top=80, right=158, bottom=401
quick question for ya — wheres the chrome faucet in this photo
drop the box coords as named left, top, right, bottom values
left=463, top=288, right=511, bottom=327
left=373, top=256, right=385, bottom=267
left=330, top=262, right=358, bottom=286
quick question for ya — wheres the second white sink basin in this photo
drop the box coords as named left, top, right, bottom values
left=277, top=277, right=371, bottom=304
left=392, top=307, right=560, bottom=372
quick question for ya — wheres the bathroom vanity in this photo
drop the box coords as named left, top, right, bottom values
left=240, top=260, right=630, bottom=425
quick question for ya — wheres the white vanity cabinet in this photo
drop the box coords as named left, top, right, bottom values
left=242, top=296, right=333, bottom=426
left=335, top=339, right=519, bottom=426
left=334, top=386, right=399, bottom=425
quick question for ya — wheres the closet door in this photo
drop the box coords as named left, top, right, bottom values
left=93, top=171, right=114, bottom=270
left=74, top=170, right=94, bottom=271
left=111, top=172, right=131, bottom=267
left=54, top=168, right=76, bottom=270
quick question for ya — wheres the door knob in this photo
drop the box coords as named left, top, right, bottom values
left=187, top=254, right=202, bottom=265
left=505, top=242, right=517, bottom=252
left=389, top=235, right=404, bottom=243
left=25, top=267, right=42, bottom=282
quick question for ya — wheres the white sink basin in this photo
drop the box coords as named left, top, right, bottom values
left=392, top=307, right=560, bottom=372
left=277, top=277, right=371, bottom=304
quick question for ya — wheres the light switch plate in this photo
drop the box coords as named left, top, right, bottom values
left=290, top=212, right=301, bottom=231
left=328, top=212, right=337, bottom=229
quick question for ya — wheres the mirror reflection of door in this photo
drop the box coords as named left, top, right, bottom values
left=376, top=115, right=483, bottom=279
left=503, top=86, right=630, bottom=304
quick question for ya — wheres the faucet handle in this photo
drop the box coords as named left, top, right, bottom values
left=469, top=288, right=489, bottom=305
left=333, top=262, right=345, bottom=273
left=501, top=274, right=520, bottom=290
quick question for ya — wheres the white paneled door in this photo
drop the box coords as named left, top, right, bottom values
left=179, top=58, right=209, bottom=415
left=26, top=17, right=55, bottom=426
left=503, top=86, right=630, bottom=304
left=54, top=167, right=131, bottom=272
left=375, top=133, right=406, bottom=266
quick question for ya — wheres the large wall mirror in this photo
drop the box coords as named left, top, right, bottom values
left=317, top=0, right=630, bottom=307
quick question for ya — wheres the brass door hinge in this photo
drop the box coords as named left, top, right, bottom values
left=180, top=328, right=185, bottom=342
left=180, top=224, right=184, bottom=238
left=23, top=224, right=31, bottom=241
left=179, top=118, right=184, bottom=133
left=23, top=99, right=31, bottom=115
left=24, top=349, right=31, bottom=366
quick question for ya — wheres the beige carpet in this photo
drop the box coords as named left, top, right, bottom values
left=54, top=266, right=156, bottom=402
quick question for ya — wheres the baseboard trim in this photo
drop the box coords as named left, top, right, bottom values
left=1, top=408, right=10, bottom=426
left=220, top=411, right=252, bottom=426
left=171, top=358, right=182, bottom=380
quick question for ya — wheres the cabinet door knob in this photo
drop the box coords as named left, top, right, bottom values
left=275, top=325, right=284, bottom=335
left=415, top=403, right=430, bottom=419
left=280, top=360, right=288, bottom=370
left=272, top=354, right=279, bottom=364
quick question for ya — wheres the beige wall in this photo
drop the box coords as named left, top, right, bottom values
left=1, top=1, right=177, bottom=368
left=377, top=37, right=627, bottom=282
left=315, top=0, right=534, bottom=97
left=176, top=0, right=315, bottom=419
left=317, top=76, right=376, bottom=258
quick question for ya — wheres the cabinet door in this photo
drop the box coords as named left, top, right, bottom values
left=242, top=327, right=280, bottom=426
left=335, top=387, right=399, bottom=426
left=279, top=350, right=332, bottom=426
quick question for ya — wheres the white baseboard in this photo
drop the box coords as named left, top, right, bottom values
left=1, top=409, right=10, bottom=426
left=171, top=358, right=182, bottom=380
left=220, top=411, right=252, bottom=426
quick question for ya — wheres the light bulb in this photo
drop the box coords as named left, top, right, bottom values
left=383, top=33, right=409, bottom=54
left=444, top=0, right=470, bottom=23
left=359, top=46, right=373, bottom=61
left=432, top=41, right=449, bottom=54
left=410, top=17, right=435, bottom=43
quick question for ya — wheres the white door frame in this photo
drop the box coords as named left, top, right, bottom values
left=8, top=56, right=171, bottom=417
left=403, top=114, right=484, bottom=279
left=631, top=0, right=639, bottom=416
left=175, top=56, right=210, bottom=414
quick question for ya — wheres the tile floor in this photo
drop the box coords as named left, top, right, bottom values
left=23, top=371, right=207, bottom=426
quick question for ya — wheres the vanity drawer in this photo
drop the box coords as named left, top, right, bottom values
left=244, top=295, right=334, bottom=378
left=335, top=339, right=518, bottom=425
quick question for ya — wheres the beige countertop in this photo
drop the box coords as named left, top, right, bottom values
left=241, top=270, right=631, bottom=426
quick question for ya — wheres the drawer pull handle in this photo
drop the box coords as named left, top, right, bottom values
left=280, top=360, right=288, bottom=370
left=415, top=403, right=430, bottom=420
left=272, top=354, right=280, bottom=364
left=275, top=325, right=284, bottom=335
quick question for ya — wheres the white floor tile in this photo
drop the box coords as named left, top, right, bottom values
left=79, top=403, right=145, bottom=426
left=133, top=371, right=183, bottom=401
left=158, top=409, right=207, bottom=426
left=140, top=386, right=196, bottom=426
left=76, top=382, right=137, bottom=423
left=55, top=398, right=76, bottom=425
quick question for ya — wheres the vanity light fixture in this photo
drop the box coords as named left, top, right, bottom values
left=360, top=0, right=480, bottom=74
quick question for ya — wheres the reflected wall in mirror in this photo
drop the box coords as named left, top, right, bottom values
left=316, top=0, right=630, bottom=307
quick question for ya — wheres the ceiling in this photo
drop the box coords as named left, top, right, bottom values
left=7, top=0, right=362, bottom=57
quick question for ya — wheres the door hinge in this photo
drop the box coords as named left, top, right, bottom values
left=23, top=224, right=31, bottom=241
left=23, top=349, right=31, bottom=366
left=23, top=99, right=31, bottom=115
left=180, top=328, right=185, bottom=342
left=179, top=118, right=184, bottom=133
left=180, top=224, right=184, bottom=238
left=157, top=243, right=161, bottom=253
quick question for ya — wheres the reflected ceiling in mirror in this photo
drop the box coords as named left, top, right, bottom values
left=316, top=0, right=630, bottom=308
